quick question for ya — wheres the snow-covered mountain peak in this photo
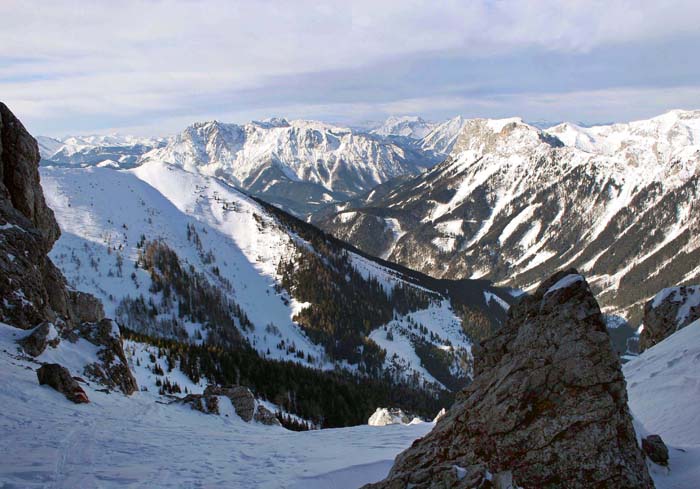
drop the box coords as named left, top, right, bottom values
left=546, top=109, right=700, bottom=168
left=141, top=116, right=429, bottom=212
left=371, top=115, right=435, bottom=139
left=419, top=115, right=468, bottom=155
left=450, top=116, right=561, bottom=160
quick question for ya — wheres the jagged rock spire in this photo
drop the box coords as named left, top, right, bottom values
left=365, top=269, right=654, bottom=489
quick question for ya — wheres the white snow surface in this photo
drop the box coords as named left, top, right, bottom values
left=545, top=274, right=584, bottom=294
left=624, top=319, right=700, bottom=488
left=41, top=162, right=328, bottom=369
left=0, top=322, right=433, bottom=489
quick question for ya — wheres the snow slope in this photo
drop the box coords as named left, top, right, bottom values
left=1, top=316, right=697, bottom=488
left=40, top=162, right=480, bottom=388
left=0, top=321, right=433, bottom=489
left=624, top=319, right=700, bottom=487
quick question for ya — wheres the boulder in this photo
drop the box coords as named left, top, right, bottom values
left=640, top=285, right=700, bottom=351
left=365, top=269, right=654, bottom=489
left=74, top=319, right=138, bottom=395
left=254, top=405, right=282, bottom=426
left=181, top=393, right=220, bottom=415
left=205, top=385, right=256, bottom=422
left=19, top=321, right=60, bottom=356
left=432, top=408, right=447, bottom=423
left=37, top=363, right=89, bottom=404
left=642, top=435, right=669, bottom=466
left=368, top=407, right=414, bottom=426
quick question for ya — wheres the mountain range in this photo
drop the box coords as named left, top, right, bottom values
left=318, top=110, right=700, bottom=327
left=3, top=100, right=700, bottom=487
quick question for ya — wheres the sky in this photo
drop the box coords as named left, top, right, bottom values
left=2, top=0, right=700, bottom=137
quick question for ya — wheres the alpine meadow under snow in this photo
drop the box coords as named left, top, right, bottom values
left=3, top=2, right=700, bottom=486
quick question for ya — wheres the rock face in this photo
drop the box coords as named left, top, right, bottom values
left=73, top=319, right=138, bottom=395
left=365, top=269, right=653, bottom=489
left=205, top=385, right=256, bottom=421
left=37, top=363, right=89, bottom=404
left=19, top=321, right=60, bottom=356
left=642, top=435, right=669, bottom=467
left=0, top=102, right=104, bottom=329
left=0, top=102, right=136, bottom=395
left=254, top=405, right=283, bottom=427
left=640, top=285, right=700, bottom=351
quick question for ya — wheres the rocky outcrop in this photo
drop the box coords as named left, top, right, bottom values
left=204, top=385, right=256, bottom=421
left=0, top=102, right=136, bottom=395
left=642, top=435, right=669, bottom=467
left=19, top=321, right=60, bottom=356
left=73, top=319, right=138, bottom=395
left=365, top=269, right=653, bottom=489
left=254, top=405, right=283, bottom=426
left=37, top=363, right=89, bottom=404
left=640, top=285, right=700, bottom=351
left=184, top=385, right=281, bottom=426
left=368, top=407, right=418, bottom=426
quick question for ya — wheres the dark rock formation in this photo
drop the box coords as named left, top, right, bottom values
left=365, top=269, right=654, bottom=489
left=642, top=435, right=669, bottom=467
left=0, top=102, right=136, bottom=395
left=254, top=404, right=282, bottom=426
left=640, top=285, right=700, bottom=352
left=204, top=385, right=256, bottom=421
left=74, top=319, right=138, bottom=395
left=19, top=321, right=60, bottom=356
left=37, top=363, right=89, bottom=404
left=182, top=393, right=221, bottom=415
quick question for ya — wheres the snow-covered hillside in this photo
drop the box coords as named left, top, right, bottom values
left=319, top=109, right=700, bottom=325
left=40, top=161, right=505, bottom=392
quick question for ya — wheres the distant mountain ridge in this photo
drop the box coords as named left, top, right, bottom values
left=317, top=109, right=700, bottom=324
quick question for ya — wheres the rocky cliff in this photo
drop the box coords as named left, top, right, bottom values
left=0, top=102, right=136, bottom=395
left=640, top=285, right=700, bottom=352
left=365, top=269, right=653, bottom=489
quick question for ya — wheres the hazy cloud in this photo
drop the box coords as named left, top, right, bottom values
left=1, top=0, right=699, bottom=135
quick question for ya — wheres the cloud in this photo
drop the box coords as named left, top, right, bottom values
left=1, top=0, right=699, bottom=135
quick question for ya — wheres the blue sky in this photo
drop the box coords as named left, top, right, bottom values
left=2, top=0, right=700, bottom=137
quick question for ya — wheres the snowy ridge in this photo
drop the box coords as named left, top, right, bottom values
left=319, top=109, right=700, bottom=324
left=141, top=119, right=428, bottom=200
left=40, top=133, right=166, bottom=169
left=418, top=116, right=468, bottom=155
left=371, top=116, right=436, bottom=139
